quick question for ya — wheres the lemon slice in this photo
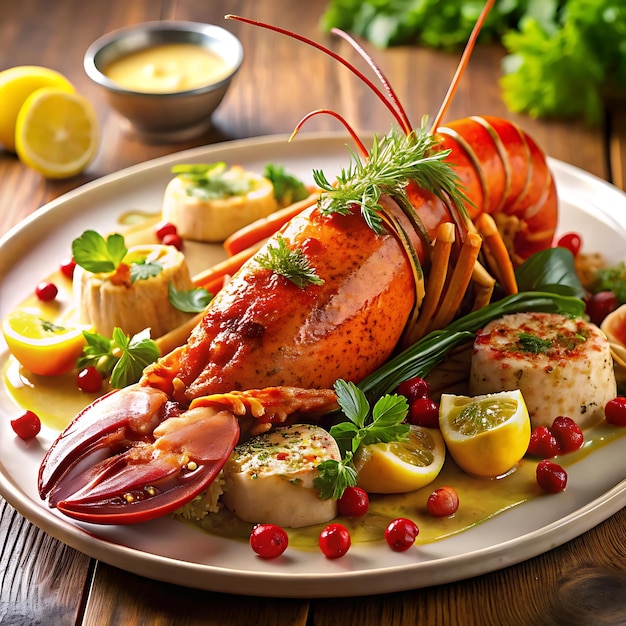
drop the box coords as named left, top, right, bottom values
left=0, top=65, right=74, bottom=152
left=2, top=309, right=89, bottom=376
left=15, top=87, right=99, bottom=179
left=439, top=390, right=531, bottom=478
left=354, top=425, right=446, bottom=494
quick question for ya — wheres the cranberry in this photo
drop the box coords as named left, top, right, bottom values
left=35, top=281, right=58, bottom=302
left=555, top=232, right=582, bottom=257
left=605, top=397, right=626, bottom=426
left=396, top=376, right=430, bottom=403
left=527, top=426, right=560, bottom=458
left=536, top=459, right=568, bottom=493
left=384, top=517, right=419, bottom=552
left=77, top=366, right=103, bottom=393
left=426, top=486, right=459, bottom=517
left=337, top=486, right=369, bottom=517
left=550, top=416, right=584, bottom=454
left=162, top=232, right=183, bottom=251
left=249, top=524, right=288, bottom=559
left=407, top=397, right=439, bottom=428
left=319, top=523, right=351, bottom=559
left=11, top=410, right=41, bottom=440
left=586, top=291, right=618, bottom=326
left=59, top=257, right=76, bottom=279
left=155, top=221, right=178, bottom=241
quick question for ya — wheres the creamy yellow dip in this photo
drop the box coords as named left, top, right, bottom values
left=104, top=43, right=231, bottom=93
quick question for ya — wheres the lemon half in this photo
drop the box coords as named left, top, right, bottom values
left=2, top=309, right=89, bottom=376
left=354, top=425, right=446, bottom=494
left=15, top=87, right=99, bottom=179
left=439, top=390, right=531, bottom=478
left=0, top=65, right=74, bottom=152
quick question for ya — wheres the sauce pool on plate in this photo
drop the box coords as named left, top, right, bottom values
left=104, top=43, right=232, bottom=93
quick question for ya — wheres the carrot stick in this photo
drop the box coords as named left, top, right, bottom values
left=192, top=240, right=265, bottom=288
left=223, top=192, right=320, bottom=256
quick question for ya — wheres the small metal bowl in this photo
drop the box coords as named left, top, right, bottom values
left=84, top=21, right=243, bottom=142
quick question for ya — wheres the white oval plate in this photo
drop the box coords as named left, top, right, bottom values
left=0, top=133, right=625, bottom=598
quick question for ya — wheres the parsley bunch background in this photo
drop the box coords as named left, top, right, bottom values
left=321, top=0, right=626, bottom=123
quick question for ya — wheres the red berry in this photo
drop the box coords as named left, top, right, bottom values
left=536, top=459, right=568, bottom=493
left=249, top=524, right=288, bottom=559
left=605, top=397, right=626, bottom=426
left=155, top=221, right=178, bottom=241
left=35, top=281, right=58, bottom=302
left=319, top=523, right=351, bottom=559
left=11, top=410, right=41, bottom=440
left=60, top=257, right=76, bottom=279
left=396, top=376, right=430, bottom=403
left=407, top=397, right=439, bottom=428
left=586, top=291, right=618, bottom=326
left=384, top=517, right=419, bottom=552
left=556, top=232, right=582, bottom=257
left=527, top=426, right=560, bottom=458
left=426, top=486, right=459, bottom=517
left=337, top=486, right=369, bottom=517
left=77, top=366, right=103, bottom=393
left=550, top=416, right=584, bottom=454
left=162, top=232, right=183, bottom=250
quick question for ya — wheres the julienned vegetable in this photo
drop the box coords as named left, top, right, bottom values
left=321, top=0, right=626, bottom=123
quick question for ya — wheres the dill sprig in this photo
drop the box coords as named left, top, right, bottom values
left=256, top=235, right=325, bottom=288
left=312, top=122, right=469, bottom=234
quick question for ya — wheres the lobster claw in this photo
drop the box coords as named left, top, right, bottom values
left=38, top=385, right=239, bottom=524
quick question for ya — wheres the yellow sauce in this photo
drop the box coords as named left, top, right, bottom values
left=104, top=43, right=232, bottom=93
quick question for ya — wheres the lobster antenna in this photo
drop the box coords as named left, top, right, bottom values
left=330, top=27, right=413, bottom=135
left=225, top=15, right=408, bottom=132
left=290, top=109, right=370, bottom=158
left=431, top=0, right=496, bottom=132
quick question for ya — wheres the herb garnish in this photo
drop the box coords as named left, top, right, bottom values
left=263, top=163, right=309, bottom=206
left=314, top=380, right=409, bottom=500
left=168, top=283, right=213, bottom=313
left=71, top=230, right=163, bottom=283
left=256, top=235, right=324, bottom=288
left=77, top=327, right=160, bottom=389
left=312, top=125, right=467, bottom=234
left=516, top=332, right=552, bottom=354
left=172, top=163, right=255, bottom=200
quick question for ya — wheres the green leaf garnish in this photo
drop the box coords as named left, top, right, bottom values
left=256, top=235, right=324, bottom=288
left=72, top=230, right=127, bottom=274
left=172, top=162, right=256, bottom=200
left=168, top=283, right=213, bottom=313
left=516, top=332, right=552, bottom=354
left=263, top=163, right=309, bottom=205
left=129, top=260, right=163, bottom=282
left=313, top=124, right=469, bottom=234
left=592, top=261, right=626, bottom=304
left=314, top=380, right=409, bottom=500
left=77, top=327, right=159, bottom=389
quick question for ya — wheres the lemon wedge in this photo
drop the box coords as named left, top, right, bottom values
left=439, top=390, right=531, bottom=478
left=15, top=87, right=99, bottom=179
left=2, top=309, right=89, bottom=376
left=354, top=425, right=446, bottom=494
left=0, top=65, right=74, bottom=152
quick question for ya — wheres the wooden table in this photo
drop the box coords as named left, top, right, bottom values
left=1, top=1, right=625, bottom=624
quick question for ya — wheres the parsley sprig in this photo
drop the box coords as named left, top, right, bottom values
left=313, top=125, right=467, bottom=234
left=77, top=327, right=160, bottom=389
left=314, top=380, right=409, bottom=500
left=256, top=235, right=324, bottom=288
left=168, top=284, right=213, bottom=313
left=173, top=163, right=255, bottom=200
left=71, top=230, right=163, bottom=282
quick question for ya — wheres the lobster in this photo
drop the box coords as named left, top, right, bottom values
left=37, top=0, right=558, bottom=525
